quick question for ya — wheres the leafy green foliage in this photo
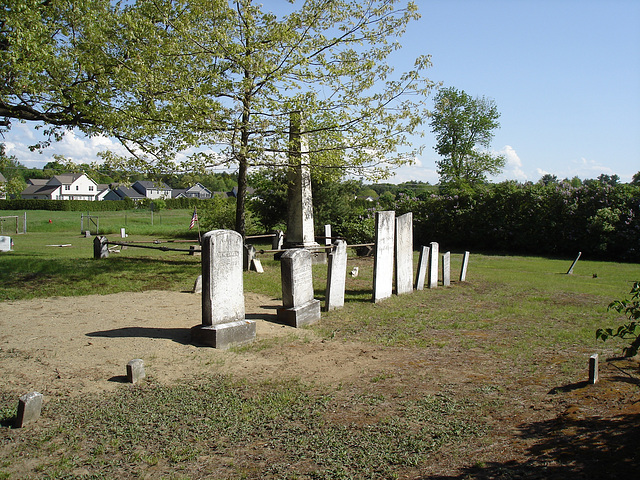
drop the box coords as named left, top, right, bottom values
left=596, top=282, right=640, bottom=357
left=430, top=87, right=505, bottom=187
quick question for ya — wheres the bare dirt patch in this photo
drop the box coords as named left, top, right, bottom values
left=1, top=290, right=639, bottom=478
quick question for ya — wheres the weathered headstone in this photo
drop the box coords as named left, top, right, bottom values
left=191, top=230, right=256, bottom=348
left=284, top=111, right=325, bottom=263
left=15, top=391, right=43, bottom=428
left=324, top=240, right=348, bottom=311
left=394, top=212, right=413, bottom=295
left=0, top=236, right=12, bottom=252
left=589, top=353, right=599, bottom=384
left=372, top=211, right=395, bottom=303
left=460, top=251, right=470, bottom=282
left=93, top=236, right=109, bottom=259
left=442, top=251, right=451, bottom=287
left=324, top=224, right=332, bottom=246
left=428, top=241, right=439, bottom=288
left=243, top=244, right=256, bottom=271
left=120, top=227, right=127, bottom=238
left=272, top=230, right=284, bottom=250
left=84, top=230, right=91, bottom=238
left=193, top=275, right=203, bottom=294
left=127, top=359, right=145, bottom=384
left=251, top=258, right=264, bottom=273
left=277, top=248, right=321, bottom=326
left=415, top=246, right=429, bottom=290
left=567, top=252, right=582, bottom=275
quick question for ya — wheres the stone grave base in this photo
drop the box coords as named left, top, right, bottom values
left=190, top=320, right=256, bottom=349
left=277, top=300, right=321, bottom=328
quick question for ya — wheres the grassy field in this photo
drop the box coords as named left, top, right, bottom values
left=0, top=211, right=639, bottom=479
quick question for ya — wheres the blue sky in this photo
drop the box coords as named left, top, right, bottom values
left=3, top=0, right=639, bottom=184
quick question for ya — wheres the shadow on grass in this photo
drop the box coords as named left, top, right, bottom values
left=423, top=413, right=640, bottom=480
left=86, top=327, right=191, bottom=345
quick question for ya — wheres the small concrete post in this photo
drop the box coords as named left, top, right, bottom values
left=588, top=353, right=599, bottom=384
left=15, top=391, right=43, bottom=428
left=127, top=359, right=146, bottom=384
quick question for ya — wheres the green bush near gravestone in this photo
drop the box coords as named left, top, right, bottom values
left=596, top=281, right=640, bottom=357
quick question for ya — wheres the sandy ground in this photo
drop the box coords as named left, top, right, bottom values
left=0, top=290, right=399, bottom=399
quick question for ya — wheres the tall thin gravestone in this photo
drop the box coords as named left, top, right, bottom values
left=93, top=236, right=109, bottom=259
left=191, top=230, right=256, bottom=348
left=324, top=224, right=332, bottom=246
left=278, top=249, right=321, bottom=326
left=285, top=112, right=325, bottom=263
left=415, top=245, right=429, bottom=290
left=567, top=252, right=582, bottom=275
left=395, top=212, right=413, bottom=295
left=428, top=241, right=439, bottom=288
left=460, top=251, right=470, bottom=282
left=442, top=251, right=451, bottom=287
left=325, top=240, right=348, bottom=311
left=373, top=211, right=395, bottom=302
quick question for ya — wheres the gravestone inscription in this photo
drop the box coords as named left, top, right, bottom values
left=372, top=211, right=395, bottom=302
left=325, top=240, right=348, bottom=311
left=278, top=248, right=321, bottom=326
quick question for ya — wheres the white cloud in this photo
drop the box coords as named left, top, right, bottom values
left=492, top=145, right=527, bottom=181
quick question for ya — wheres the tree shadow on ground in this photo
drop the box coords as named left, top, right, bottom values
left=424, top=409, right=639, bottom=480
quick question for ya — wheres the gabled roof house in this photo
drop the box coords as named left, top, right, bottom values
left=132, top=180, right=172, bottom=200
left=21, top=174, right=99, bottom=200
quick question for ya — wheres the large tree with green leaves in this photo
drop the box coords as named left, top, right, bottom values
left=3, top=0, right=434, bottom=237
left=429, top=86, right=505, bottom=188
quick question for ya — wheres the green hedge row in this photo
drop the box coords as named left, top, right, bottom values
left=393, top=182, right=640, bottom=262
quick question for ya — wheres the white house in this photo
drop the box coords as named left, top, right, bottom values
left=21, top=174, right=99, bottom=200
left=132, top=180, right=172, bottom=199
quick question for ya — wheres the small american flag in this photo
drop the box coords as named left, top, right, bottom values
left=189, top=208, right=198, bottom=229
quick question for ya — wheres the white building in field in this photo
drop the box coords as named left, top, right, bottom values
left=20, top=174, right=99, bottom=200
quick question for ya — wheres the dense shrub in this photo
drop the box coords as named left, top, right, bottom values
left=409, top=182, right=639, bottom=262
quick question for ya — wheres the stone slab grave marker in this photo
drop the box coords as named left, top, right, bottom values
left=567, top=252, right=582, bottom=275
left=428, top=241, right=439, bottom=288
left=278, top=248, right=321, bottom=327
left=127, top=359, right=145, bottom=384
left=15, top=391, right=43, bottom=428
left=284, top=111, right=325, bottom=264
left=0, top=236, right=12, bottom=252
left=191, top=230, right=256, bottom=348
left=415, top=246, right=429, bottom=290
left=93, top=236, right=109, bottom=259
left=442, top=251, right=451, bottom=286
left=324, top=240, right=348, bottom=311
left=395, top=213, right=413, bottom=295
left=460, top=251, right=470, bottom=281
left=372, top=211, right=395, bottom=302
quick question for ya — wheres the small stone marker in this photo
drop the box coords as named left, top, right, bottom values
left=120, top=227, right=127, bottom=238
left=0, top=236, right=12, bottom=252
left=191, top=230, right=256, bottom=348
left=588, top=353, right=599, bottom=384
left=372, top=211, right=395, bottom=302
left=350, top=266, right=359, bottom=277
left=84, top=230, right=91, bottom=238
left=15, top=391, right=43, bottom=428
left=93, top=236, right=109, bottom=259
left=428, top=242, right=439, bottom=289
left=277, top=248, right=321, bottom=327
left=127, top=359, right=146, bottom=384
left=251, top=258, right=264, bottom=273
left=394, top=213, right=413, bottom=295
left=567, top=252, right=582, bottom=275
left=324, top=240, right=348, bottom=311
left=244, top=244, right=256, bottom=271
left=442, top=251, right=451, bottom=287
left=415, top=246, right=429, bottom=290
left=460, top=251, right=470, bottom=282
left=192, top=275, right=203, bottom=293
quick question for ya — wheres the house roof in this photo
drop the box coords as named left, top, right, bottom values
left=0, top=173, right=6, bottom=183
left=27, top=178, right=49, bottom=185
left=133, top=180, right=171, bottom=190
left=21, top=184, right=59, bottom=196
left=50, top=173, right=87, bottom=184
left=172, top=189, right=188, bottom=198
left=115, top=186, right=145, bottom=199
